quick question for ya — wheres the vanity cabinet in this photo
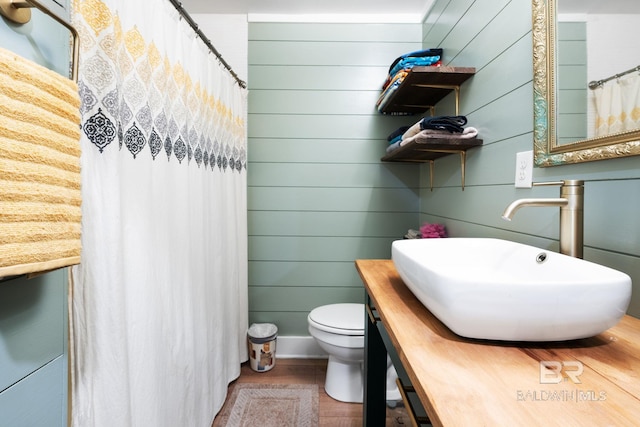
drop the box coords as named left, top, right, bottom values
left=379, top=66, right=482, bottom=189
left=357, top=259, right=640, bottom=426
left=364, top=299, right=431, bottom=426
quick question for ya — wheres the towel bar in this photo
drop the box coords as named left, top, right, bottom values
left=0, top=0, right=79, bottom=81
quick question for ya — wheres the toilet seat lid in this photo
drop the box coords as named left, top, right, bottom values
left=308, top=303, right=364, bottom=336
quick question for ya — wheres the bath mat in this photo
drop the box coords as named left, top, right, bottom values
left=214, top=383, right=319, bottom=427
left=0, top=47, right=81, bottom=277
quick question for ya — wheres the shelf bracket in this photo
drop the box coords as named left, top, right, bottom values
left=411, top=84, right=461, bottom=115
left=417, top=149, right=467, bottom=191
left=428, top=160, right=434, bottom=191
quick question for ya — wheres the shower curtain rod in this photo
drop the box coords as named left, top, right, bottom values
left=588, top=64, right=640, bottom=90
left=168, top=0, right=247, bottom=89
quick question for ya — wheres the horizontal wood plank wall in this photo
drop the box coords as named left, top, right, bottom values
left=248, top=22, right=422, bottom=335
left=420, top=0, right=640, bottom=317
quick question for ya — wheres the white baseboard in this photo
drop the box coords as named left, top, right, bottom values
left=275, top=336, right=328, bottom=359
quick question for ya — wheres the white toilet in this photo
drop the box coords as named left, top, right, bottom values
left=308, top=303, right=400, bottom=403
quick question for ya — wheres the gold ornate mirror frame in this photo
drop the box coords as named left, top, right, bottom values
left=532, top=0, right=640, bottom=167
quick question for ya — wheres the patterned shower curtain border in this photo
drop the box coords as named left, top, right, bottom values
left=73, top=0, right=246, bottom=173
left=81, top=105, right=246, bottom=173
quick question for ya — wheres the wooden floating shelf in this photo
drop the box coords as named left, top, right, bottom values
left=378, top=66, right=476, bottom=115
left=382, top=137, right=483, bottom=190
left=378, top=65, right=479, bottom=189
left=381, top=137, right=482, bottom=162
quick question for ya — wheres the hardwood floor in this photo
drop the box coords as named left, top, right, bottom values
left=212, top=358, right=409, bottom=426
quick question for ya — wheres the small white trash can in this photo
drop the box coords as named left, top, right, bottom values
left=247, top=323, right=277, bottom=372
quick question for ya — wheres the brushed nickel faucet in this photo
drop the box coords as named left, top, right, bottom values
left=502, top=180, right=584, bottom=258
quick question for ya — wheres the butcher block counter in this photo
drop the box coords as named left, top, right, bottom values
left=356, top=259, right=640, bottom=427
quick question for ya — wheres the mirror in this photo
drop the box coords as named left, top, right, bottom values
left=533, top=0, right=640, bottom=166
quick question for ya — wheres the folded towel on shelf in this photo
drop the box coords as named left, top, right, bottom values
left=377, top=49, right=443, bottom=114
left=0, top=47, right=82, bottom=278
left=421, top=115, right=468, bottom=132
left=386, top=140, right=401, bottom=153
left=387, top=126, right=411, bottom=142
left=387, top=48, right=443, bottom=75
left=400, top=127, right=479, bottom=147
left=381, top=59, right=442, bottom=91
left=377, top=86, right=411, bottom=115
left=388, top=135, right=402, bottom=145
left=402, top=120, right=422, bottom=140
left=377, top=69, right=409, bottom=108
left=402, top=115, right=468, bottom=139
left=381, top=68, right=408, bottom=91
left=388, top=57, right=441, bottom=80
left=378, top=65, right=445, bottom=114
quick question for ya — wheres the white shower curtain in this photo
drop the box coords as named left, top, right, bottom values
left=593, top=73, right=640, bottom=137
left=70, top=1, right=248, bottom=426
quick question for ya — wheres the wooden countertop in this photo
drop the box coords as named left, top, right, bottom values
left=356, top=259, right=640, bottom=427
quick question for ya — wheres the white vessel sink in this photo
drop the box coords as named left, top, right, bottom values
left=391, top=238, right=632, bottom=341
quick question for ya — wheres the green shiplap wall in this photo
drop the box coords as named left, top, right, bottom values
left=419, top=0, right=640, bottom=318
left=248, top=22, right=422, bottom=335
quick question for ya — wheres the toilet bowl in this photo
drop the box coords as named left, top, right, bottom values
left=308, top=303, right=400, bottom=403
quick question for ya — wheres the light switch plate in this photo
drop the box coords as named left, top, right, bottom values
left=515, top=150, right=533, bottom=188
